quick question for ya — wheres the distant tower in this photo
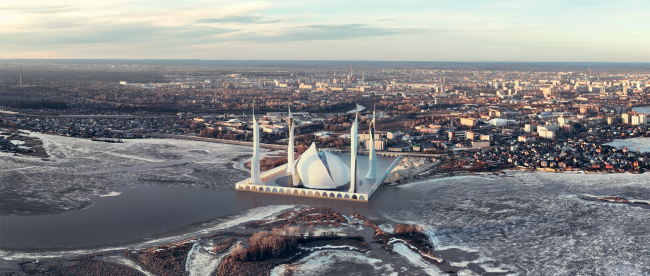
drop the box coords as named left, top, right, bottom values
left=286, top=105, right=298, bottom=186
left=19, top=64, right=22, bottom=87
left=349, top=106, right=359, bottom=193
left=250, top=100, right=264, bottom=185
left=365, top=106, right=377, bottom=179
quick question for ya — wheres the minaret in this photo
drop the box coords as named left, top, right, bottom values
left=349, top=105, right=359, bottom=193
left=365, top=106, right=377, bottom=179
left=251, top=100, right=264, bottom=185
left=286, top=105, right=298, bottom=186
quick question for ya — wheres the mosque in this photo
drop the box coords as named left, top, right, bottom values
left=235, top=105, right=402, bottom=201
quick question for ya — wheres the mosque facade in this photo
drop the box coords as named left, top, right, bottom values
left=235, top=104, right=401, bottom=201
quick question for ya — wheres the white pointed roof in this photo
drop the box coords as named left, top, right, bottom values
left=296, top=143, right=350, bottom=190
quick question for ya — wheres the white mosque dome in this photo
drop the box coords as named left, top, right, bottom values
left=296, top=143, right=350, bottom=190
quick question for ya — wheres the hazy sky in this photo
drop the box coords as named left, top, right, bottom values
left=2, top=0, right=650, bottom=61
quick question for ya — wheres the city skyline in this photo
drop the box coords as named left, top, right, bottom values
left=2, top=0, right=650, bottom=62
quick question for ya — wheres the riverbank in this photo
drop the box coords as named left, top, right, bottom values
left=8, top=207, right=457, bottom=276
left=0, top=130, right=49, bottom=159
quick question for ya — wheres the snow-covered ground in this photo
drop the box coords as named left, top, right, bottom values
left=100, top=255, right=155, bottom=276
left=386, top=172, right=650, bottom=275
left=185, top=240, right=238, bottom=276
left=392, top=243, right=444, bottom=276
left=271, top=250, right=396, bottom=276
left=0, top=132, right=250, bottom=216
left=606, top=137, right=650, bottom=152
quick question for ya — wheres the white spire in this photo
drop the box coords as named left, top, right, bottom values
left=365, top=105, right=377, bottom=179
left=349, top=105, right=359, bottom=193
left=287, top=105, right=298, bottom=186
left=251, top=99, right=263, bottom=185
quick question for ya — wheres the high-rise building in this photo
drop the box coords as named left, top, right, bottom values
left=622, top=113, right=631, bottom=124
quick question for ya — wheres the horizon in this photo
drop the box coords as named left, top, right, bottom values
left=4, top=59, right=650, bottom=63
left=4, top=59, right=650, bottom=72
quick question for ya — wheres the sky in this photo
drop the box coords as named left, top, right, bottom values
left=2, top=0, right=650, bottom=61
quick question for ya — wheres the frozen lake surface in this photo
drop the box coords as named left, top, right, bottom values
left=2, top=133, right=650, bottom=275
left=606, top=137, right=650, bottom=153
left=633, top=106, right=650, bottom=114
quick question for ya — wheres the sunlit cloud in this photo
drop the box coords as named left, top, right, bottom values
left=1, top=0, right=649, bottom=61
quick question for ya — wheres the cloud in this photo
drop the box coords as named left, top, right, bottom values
left=243, top=23, right=424, bottom=42
left=0, top=0, right=138, bottom=13
left=1, top=23, right=234, bottom=47
left=0, top=5, right=82, bottom=13
left=2, top=0, right=650, bottom=60
left=198, top=15, right=286, bottom=24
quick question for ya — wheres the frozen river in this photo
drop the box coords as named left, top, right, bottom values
left=633, top=106, right=650, bottom=114
left=2, top=133, right=650, bottom=275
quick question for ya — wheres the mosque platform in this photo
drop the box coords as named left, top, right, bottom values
left=236, top=153, right=402, bottom=201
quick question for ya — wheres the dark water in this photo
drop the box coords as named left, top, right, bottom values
left=0, top=184, right=410, bottom=249
left=1, top=187, right=240, bottom=248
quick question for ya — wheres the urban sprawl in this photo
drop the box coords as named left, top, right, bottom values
left=1, top=62, right=649, bottom=174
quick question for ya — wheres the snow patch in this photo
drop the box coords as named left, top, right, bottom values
left=378, top=223, right=394, bottom=234
left=456, top=269, right=480, bottom=276
left=392, top=243, right=444, bottom=276
left=98, top=191, right=121, bottom=197
left=478, top=263, right=509, bottom=273
left=450, top=261, right=471, bottom=267
left=271, top=250, right=393, bottom=276
left=299, top=245, right=361, bottom=252
left=101, top=255, right=155, bottom=276
left=185, top=241, right=238, bottom=276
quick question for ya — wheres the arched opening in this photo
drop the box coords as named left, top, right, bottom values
left=352, top=195, right=358, bottom=199
left=245, top=186, right=251, bottom=190
left=293, top=190, right=299, bottom=195
left=258, top=187, right=264, bottom=191
left=322, top=192, right=329, bottom=197
left=300, top=191, right=306, bottom=196
left=344, top=194, right=350, bottom=199
left=286, top=189, right=292, bottom=194
left=314, top=191, right=320, bottom=196
left=308, top=191, right=314, bottom=196
left=336, top=193, right=343, bottom=198
left=359, top=195, right=365, bottom=200
left=265, top=187, right=271, bottom=192
left=279, top=189, right=285, bottom=193
left=272, top=188, right=278, bottom=193
left=329, top=193, right=335, bottom=198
